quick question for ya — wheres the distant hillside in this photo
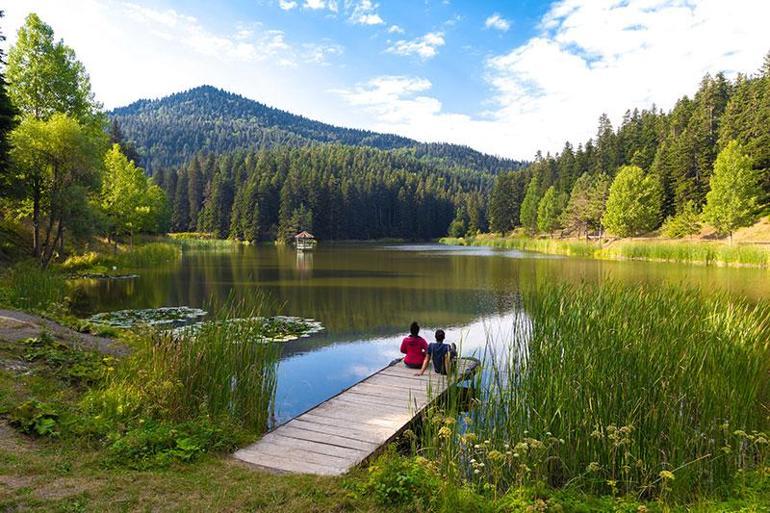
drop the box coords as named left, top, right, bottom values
left=109, top=85, right=523, bottom=174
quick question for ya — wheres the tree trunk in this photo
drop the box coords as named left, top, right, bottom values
left=42, top=221, right=63, bottom=268
left=32, top=180, right=41, bottom=259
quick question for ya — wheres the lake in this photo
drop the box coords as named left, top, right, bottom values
left=71, top=242, right=769, bottom=423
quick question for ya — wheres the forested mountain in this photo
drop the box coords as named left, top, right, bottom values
left=486, top=53, right=770, bottom=239
left=155, top=144, right=492, bottom=241
left=110, top=85, right=523, bottom=174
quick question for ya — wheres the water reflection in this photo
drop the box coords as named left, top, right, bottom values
left=70, top=242, right=770, bottom=422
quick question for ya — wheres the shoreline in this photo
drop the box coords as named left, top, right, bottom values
left=439, top=234, right=770, bottom=269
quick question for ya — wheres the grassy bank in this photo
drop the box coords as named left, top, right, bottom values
left=441, top=234, right=770, bottom=267
left=59, top=242, right=181, bottom=274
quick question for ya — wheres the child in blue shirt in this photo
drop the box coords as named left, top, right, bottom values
left=417, top=329, right=457, bottom=376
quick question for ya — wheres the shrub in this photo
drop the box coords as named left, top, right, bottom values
left=660, top=202, right=702, bottom=239
left=9, top=400, right=60, bottom=437
left=104, top=418, right=238, bottom=470
left=23, top=332, right=112, bottom=386
left=365, top=450, right=441, bottom=508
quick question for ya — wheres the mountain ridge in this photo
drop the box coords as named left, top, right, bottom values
left=109, top=85, right=524, bottom=174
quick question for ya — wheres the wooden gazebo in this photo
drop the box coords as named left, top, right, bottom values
left=294, top=231, right=317, bottom=251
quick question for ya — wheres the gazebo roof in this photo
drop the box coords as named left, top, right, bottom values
left=295, top=231, right=315, bottom=239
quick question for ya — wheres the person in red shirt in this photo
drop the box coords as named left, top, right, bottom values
left=400, top=321, right=428, bottom=369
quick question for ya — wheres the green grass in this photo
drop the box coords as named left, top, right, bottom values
left=441, top=234, right=770, bottom=268
left=0, top=262, right=70, bottom=313
left=416, top=282, right=770, bottom=502
left=59, top=242, right=181, bottom=273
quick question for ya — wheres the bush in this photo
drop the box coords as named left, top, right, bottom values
left=104, top=418, right=237, bottom=470
left=23, top=332, right=112, bottom=386
left=365, top=450, right=441, bottom=508
left=660, top=202, right=701, bottom=239
left=9, top=399, right=60, bottom=437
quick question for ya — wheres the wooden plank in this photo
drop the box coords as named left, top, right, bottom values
left=287, top=418, right=391, bottom=443
left=234, top=450, right=345, bottom=476
left=277, top=425, right=380, bottom=452
left=324, top=394, right=413, bottom=412
left=258, top=432, right=367, bottom=460
left=233, top=357, right=479, bottom=476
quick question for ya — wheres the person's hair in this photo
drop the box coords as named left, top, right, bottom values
left=435, top=329, right=445, bottom=342
left=410, top=321, right=420, bottom=336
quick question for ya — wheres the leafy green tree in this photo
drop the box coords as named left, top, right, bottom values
left=519, top=175, right=540, bottom=234
left=660, top=201, right=701, bottom=239
left=702, top=140, right=760, bottom=239
left=602, top=166, right=663, bottom=237
left=101, top=144, right=167, bottom=246
left=537, top=186, right=563, bottom=234
left=561, top=173, right=610, bottom=236
left=7, top=13, right=99, bottom=123
left=9, top=114, right=104, bottom=264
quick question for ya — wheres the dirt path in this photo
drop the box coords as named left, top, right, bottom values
left=0, top=309, right=128, bottom=356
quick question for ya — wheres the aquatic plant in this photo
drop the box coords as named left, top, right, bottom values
left=418, top=282, right=770, bottom=502
left=0, top=262, right=69, bottom=312
left=173, top=315, right=324, bottom=342
left=60, top=243, right=181, bottom=273
left=88, top=306, right=207, bottom=329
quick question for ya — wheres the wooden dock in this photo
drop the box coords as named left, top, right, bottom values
left=234, top=357, right=479, bottom=476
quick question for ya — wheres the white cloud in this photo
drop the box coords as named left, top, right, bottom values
left=484, top=13, right=510, bottom=31
left=278, top=0, right=298, bottom=10
left=339, top=0, right=770, bottom=158
left=388, top=25, right=404, bottom=34
left=4, top=0, right=345, bottom=113
left=349, top=0, right=384, bottom=25
left=387, top=32, right=445, bottom=60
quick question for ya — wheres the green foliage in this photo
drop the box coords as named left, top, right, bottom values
left=104, top=418, right=236, bottom=470
left=8, top=399, right=59, bottom=437
left=101, top=144, right=168, bottom=241
left=536, top=186, right=564, bottom=234
left=7, top=13, right=100, bottom=124
left=602, top=165, right=663, bottom=237
left=660, top=201, right=702, bottom=238
left=365, top=449, right=441, bottom=508
left=702, top=140, right=760, bottom=237
left=59, top=243, right=180, bottom=273
left=489, top=171, right=527, bottom=234
left=560, top=173, right=610, bottom=236
left=9, top=113, right=106, bottom=264
left=23, top=332, right=110, bottom=386
left=519, top=175, right=540, bottom=233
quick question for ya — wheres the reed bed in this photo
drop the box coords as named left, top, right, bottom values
left=0, top=262, right=69, bottom=311
left=61, top=242, right=181, bottom=272
left=114, top=302, right=281, bottom=432
left=440, top=235, right=770, bottom=268
left=418, top=282, right=770, bottom=501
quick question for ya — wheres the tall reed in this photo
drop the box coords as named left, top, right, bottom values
left=0, top=262, right=69, bottom=312
left=441, top=235, right=770, bottom=268
left=419, top=282, right=770, bottom=501
left=107, top=299, right=281, bottom=433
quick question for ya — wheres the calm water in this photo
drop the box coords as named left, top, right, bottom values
left=71, top=243, right=769, bottom=423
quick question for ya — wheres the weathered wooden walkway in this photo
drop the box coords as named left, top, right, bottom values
left=234, top=357, right=479, bottom=475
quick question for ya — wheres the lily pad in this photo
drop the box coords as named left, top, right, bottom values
left=173, top=315, right=324, bottom=343
left=88, top=307, right=207, bottom=329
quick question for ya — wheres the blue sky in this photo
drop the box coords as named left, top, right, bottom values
left=6, top=0, right=770, bottom=159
